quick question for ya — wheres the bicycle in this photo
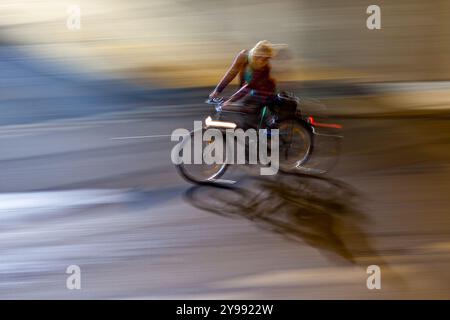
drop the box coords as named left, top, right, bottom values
left=174, top=91, right=341, bottom=185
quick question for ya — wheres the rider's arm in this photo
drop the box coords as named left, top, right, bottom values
left=214, top=50, right=247, bottom=94
left=226, top=84, right=251, bottom=102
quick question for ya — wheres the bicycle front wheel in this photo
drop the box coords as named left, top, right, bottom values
left=175, top=129, right=228, bottom=184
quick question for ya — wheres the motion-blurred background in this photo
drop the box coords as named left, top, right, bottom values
left=3, top=0, right=450, bottom=85
left=1, top=0, right=450, bottom=299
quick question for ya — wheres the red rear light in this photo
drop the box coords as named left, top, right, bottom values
left=308, top=116, right=342, bottom=129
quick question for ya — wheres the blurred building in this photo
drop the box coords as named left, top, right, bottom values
left=1, top=0, right=449, bottom=86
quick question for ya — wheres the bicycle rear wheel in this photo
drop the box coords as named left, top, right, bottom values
left=278, top=120, right=313, bottom=171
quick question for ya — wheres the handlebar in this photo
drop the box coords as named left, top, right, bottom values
left=205, top=97, right=224, bottom=105
left=205, top=97, right=224, bottom=112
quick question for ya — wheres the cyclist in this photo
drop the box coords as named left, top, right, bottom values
left=209, top=40, right=277, bottom=128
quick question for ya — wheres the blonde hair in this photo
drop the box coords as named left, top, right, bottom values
left=249, top=40, right=274, bottom=59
